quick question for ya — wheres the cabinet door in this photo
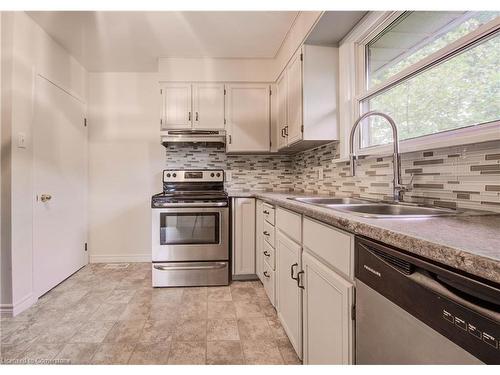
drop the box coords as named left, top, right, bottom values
left=286, top=49, right=303, bottom=146
left=276, top=230, right=302, bottom=358
left=276, top=71, right=288, bottom=150
left=255, top=200, right=264, bottom=281
left=302, top=250, right=354, bottom=364
left=225, top=84, right=270, bottom=153
left=232, top=198, right=256, bottom=276
left=161, top=83, right=192, bottom=129
left=192, top=83, right=225, bottom=129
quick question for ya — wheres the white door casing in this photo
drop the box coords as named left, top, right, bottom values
left=33, top=75, right=88, bottom=297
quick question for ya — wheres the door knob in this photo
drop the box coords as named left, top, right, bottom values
left=40, top=194, right=52, bottom=202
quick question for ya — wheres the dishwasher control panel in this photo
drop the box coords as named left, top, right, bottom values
left=442, top=309, right=499, bottom=350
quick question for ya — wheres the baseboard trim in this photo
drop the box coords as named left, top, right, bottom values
left=232, top=274, right=259, bottom=281
left=0, top=303, right=13, bottom=317
left=6, top=294, right=37, bottom=317
left=90, top=254, right=151, bottom=263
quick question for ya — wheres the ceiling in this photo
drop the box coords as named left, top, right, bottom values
left=305, top=11, right=367, bottom=46
left=27, top=11, right=299, bottom=72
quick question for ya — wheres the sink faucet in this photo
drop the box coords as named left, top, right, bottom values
left=348, top=111, right=411, bottom=203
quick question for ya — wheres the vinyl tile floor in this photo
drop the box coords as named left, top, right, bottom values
left=0, top=263, right=301, bottom=365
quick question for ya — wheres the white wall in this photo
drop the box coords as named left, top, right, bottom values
left=88, top=73, right=164, bottom=262
left=1, top=11, right=87, bottom=315
left=157, top=12, right=322, bottom=82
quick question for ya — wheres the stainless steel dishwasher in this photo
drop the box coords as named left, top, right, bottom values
left=355, top=237, right=500, bottom=364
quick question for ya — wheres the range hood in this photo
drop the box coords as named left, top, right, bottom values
left=161, top=130, right=226, bottom=146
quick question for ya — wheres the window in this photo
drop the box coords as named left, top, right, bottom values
left=359, top=11, right=500, bottom=149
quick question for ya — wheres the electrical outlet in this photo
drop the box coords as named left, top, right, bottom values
left=225, top=171, right=232, bottom=182
left=17, top=132, right=27, bottom=148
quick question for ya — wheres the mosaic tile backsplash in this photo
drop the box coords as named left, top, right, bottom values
left=165, top=140, right=500, bottom=212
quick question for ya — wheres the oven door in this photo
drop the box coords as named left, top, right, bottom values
left=152, top=206, right=228, bottom=262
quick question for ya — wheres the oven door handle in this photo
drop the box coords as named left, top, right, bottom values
left=154, top=263, right=227, bottom=271
left=154, top=202, right=228, bottom=208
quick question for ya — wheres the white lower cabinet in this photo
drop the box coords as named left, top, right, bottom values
left=255, top=200, right=264, bottom=280
left=232, top=198, right=256, bottom=276
left=302, top=250, right=354, bottom=364
left=276, top=229, right=303, bottom=359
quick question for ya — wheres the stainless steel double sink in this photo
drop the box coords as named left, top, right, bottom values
left=287, top=197, right=460, bottom=218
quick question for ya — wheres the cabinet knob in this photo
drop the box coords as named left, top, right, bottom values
left=40, top=194, right=52, bottom=202
left=263, top=251, right=270, bottom=257
left=188, top=111, right=191, bottom=121
left=263, top=271, right=270, bottom=278
left=263, top=210, right=270, bottom=214
left=195, top=112, right=199, bottom=121
left=263, top=231, right=270, bottom=236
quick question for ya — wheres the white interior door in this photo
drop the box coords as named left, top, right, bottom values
left=192, top=83, right=225, bottom=129
left=33, top=75, right=88, bottom=297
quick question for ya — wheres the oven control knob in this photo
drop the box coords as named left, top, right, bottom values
left=216, top=173, right=221, bottom=177
left=166, top=173, right=171, bottom=178
left=210, top=173, right=215, bottom=177
left=172, top=173, right=177, bottom=177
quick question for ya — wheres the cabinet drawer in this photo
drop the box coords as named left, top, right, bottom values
left=276, top=207, right=302, bottom=243
left=263, top=220, right=275, bottom=248
left=303, top=217, right=353, bottom=279
left=262, top=261, right=275, bottom=306
left=263, top=203, right=275, bottom=226
left=263, top=240, right=275, bottom=270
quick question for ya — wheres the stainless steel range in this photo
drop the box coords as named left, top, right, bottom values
left=151, top=169, right=229, bottom=287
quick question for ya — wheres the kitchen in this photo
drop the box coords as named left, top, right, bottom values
left=1, top=1, right=500, bottom=368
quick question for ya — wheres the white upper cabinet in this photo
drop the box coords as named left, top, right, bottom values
left=192, top=83, right=225, bottom=130
left=286, top=49, right=303, bottom=146
left=161, top=83, right=192, bottom=129
left=277, top=44, right=339, bottom=152
left=225, top=83, right=271, bottom=153
left=160, top=82, right=225, bottom=130
left=276, top=71, right=288, bottom=150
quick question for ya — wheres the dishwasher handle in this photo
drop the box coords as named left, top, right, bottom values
left=357, top=238, right=500, bottom=316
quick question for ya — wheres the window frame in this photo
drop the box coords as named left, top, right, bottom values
left=352, top=12, right=500, bottom=156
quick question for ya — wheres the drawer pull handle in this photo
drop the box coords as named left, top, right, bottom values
left=263, top=271, right=270, bottom=278
left=263, top=251, right=270, bottom=257
left=154, top=263, right=226, bottom=271
left=263, top=231, right=270, bottom=236
left=297, top=270, right=305, bottom=289
left=263, top=210, right=270, bottom=214
left=290, top=263, right=298, bottom=280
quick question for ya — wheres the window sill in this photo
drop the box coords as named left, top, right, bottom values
left=334, top=120, right=500, bottom=163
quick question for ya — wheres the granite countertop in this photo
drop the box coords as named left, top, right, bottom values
left=227, top=190, right=500, bottom=284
